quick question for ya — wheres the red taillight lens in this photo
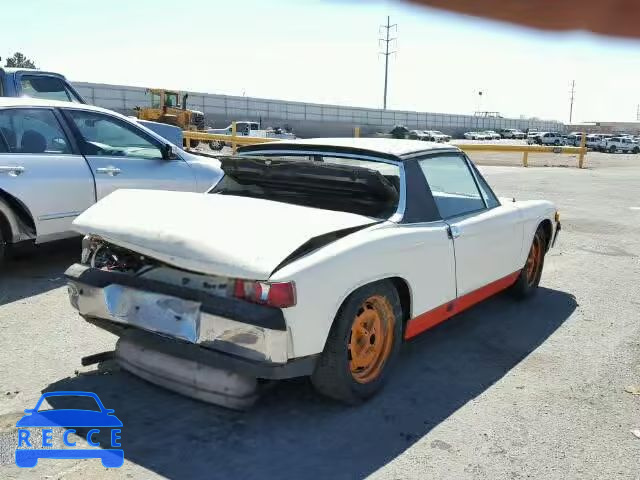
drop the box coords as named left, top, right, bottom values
left=233, top=279, right=296, bottom=308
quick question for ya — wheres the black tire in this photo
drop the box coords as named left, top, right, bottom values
left=510, top=226, right=547, bottom=299
left=609, top=145, right=616, bottom=153
left=311, top=280, right=403, bottom=404
left=0, top=226, right=5, bottom=268
left=209, top=141, right=223, bottom=151
left=189, top=139, right=200, bottom=148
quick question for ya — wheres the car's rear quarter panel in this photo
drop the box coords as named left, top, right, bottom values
left=513, top=199, right=557, bottom=263
left=270, top=221, right=456, bottom=358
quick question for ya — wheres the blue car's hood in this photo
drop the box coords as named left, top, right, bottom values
left=16, top=410, right=123, bottom=427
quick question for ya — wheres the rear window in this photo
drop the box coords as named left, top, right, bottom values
left=212, top=154, right=401, bottom=218
left=19, top=75, right=81, bottom=103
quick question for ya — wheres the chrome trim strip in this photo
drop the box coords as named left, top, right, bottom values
left=237, top=149, right=402, bottom=166
left=38, top=211, right=82, bottom=221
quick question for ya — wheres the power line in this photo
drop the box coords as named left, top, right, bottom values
left=569, top=80, right=575, bottom=123
left=379, top=16, right=397, bottom=110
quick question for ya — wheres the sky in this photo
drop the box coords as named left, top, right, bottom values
left=3, top=0, right=640, bottom=124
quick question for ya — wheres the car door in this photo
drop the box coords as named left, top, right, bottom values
left=63, top=109, right=196, bottom=200
left=417, top=153, right=524, bottom=297
left=0, top=107, right=95, bottom=242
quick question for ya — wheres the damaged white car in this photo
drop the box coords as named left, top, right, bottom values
left=65, top=138, right=560, bottom=407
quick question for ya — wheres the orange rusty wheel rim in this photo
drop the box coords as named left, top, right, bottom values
left=526, top=234, right=543, bottom=286
left=348, top=295, right=395, bottom=384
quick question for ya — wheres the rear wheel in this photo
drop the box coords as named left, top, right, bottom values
left=311, top=281, right=402, bottom=404
left=634, top=146, right=640, bottom=154
left=609, top=145, right=616, bottom=153
left=510, top=227, right=546, bottom=299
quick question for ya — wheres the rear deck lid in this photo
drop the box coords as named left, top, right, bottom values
left=73, top=189, right=377, bottom=279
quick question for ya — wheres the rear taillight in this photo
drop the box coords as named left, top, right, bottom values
left=233, top=279, right=297, bottom=308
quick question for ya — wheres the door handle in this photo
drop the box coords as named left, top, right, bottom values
left=448, top=225, right=461, bottom=239
left=0, top=166, right=25, bottom=176
left=96, top=166, right=121, bottom=176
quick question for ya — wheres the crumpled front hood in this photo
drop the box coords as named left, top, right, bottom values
left=73, top=190, right=377, bottom=279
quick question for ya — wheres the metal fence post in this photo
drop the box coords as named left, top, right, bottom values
left=354, top=127, right=360, bottom=138
left=522, top=150, right=529, bottom=167
left=231, top=121, right=237, bottom=154
left=578, top=132, right=586, bottom=168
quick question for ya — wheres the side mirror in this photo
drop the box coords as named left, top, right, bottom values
left=162, top=144, right=177, bottom=160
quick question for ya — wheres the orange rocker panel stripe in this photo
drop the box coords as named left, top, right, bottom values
left=404, top=270, right=521, bottom=339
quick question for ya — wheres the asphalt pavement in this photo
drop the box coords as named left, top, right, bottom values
left=0, top=150, right=638, bottom=479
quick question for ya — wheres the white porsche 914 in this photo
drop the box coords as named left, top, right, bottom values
left=65, top=138, right=560, bottom=405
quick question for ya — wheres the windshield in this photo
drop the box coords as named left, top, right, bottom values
left=211, top=154, right=401, bottom=218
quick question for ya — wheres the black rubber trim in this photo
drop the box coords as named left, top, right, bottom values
left=551, top=221, right=561, bottom=248
left=65, top=264, right=287, bottom=331
left=85, top=318, right=317, bottom=380
left=401, top=159, right=442, bottom=223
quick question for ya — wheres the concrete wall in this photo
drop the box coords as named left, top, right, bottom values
left=73, top=81, right=565, bottom=138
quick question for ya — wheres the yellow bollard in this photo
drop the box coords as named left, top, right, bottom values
left=578, top=132, right=586, bottom=168
left=354, top=127, right=361, bottom=138
left=231, top=121, right=237, bottom=154
left=522, top=150, right=529, bottom=167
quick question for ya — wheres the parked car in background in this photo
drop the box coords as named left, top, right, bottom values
left=464, top=131, right=489, bottom=140
left=0, top=98, right=223, bottom=265
left=585, top=134, right=603, bottom=149
left=595, top=134, right=614, bottom=151
left=408, top=129, right=428, bottom=140
left=526, top=129, right=539, bottom=139
left=66, top=137, right=560, bottom=405
left=500, top=128, right=526, bottom=139
left=603, top=136, right=640, bottom=153
left=527, top=132, right=563, bottom=146
left=482, top=130, right=501, bottom=140
left=423, top=130, right=451, bottom=142
left=565, top=133, right=588, bottom=147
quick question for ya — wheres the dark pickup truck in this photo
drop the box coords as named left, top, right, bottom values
left=0, top=67, right=86, bottom=103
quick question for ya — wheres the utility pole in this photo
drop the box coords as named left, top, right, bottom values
left=379, top=16, right=397, bottom=110
left=569, top=80, right=575, bottom=124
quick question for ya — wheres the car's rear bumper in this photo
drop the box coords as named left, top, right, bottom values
left=65, top=264, right=316, bottom=379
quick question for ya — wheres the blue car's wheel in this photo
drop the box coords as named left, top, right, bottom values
left=15, top=451, right=38, bottom=468
left=101, top=450, right=124, bottom=468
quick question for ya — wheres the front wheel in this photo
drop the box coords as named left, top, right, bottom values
left=609, top=145, right=616, bottom=153
left=0, top=226, right=6, bottom=268
left=510, top=227, right=546, bottom=299
left=633, top=146, right=640, bottom=154
left=311, top=281, right=403, bottom=404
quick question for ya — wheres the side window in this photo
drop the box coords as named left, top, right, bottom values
left=66, top=110, right=163, bottom=160
left=19, top=75, right=80, bottom=103
left=0, top=108, right=71, bottom=154
left=418, top=155, right=486, bottom=219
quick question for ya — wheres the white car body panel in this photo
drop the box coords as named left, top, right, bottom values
left=446, top=203, right=523, bottom=296
left=72, top=189, right=377, bottom=280
left=0, top=153, right=95, bottom=241
left=270, top=221, right=457, bottom=357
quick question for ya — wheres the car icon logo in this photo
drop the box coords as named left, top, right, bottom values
left=15, top=391, right=123, bottom=468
